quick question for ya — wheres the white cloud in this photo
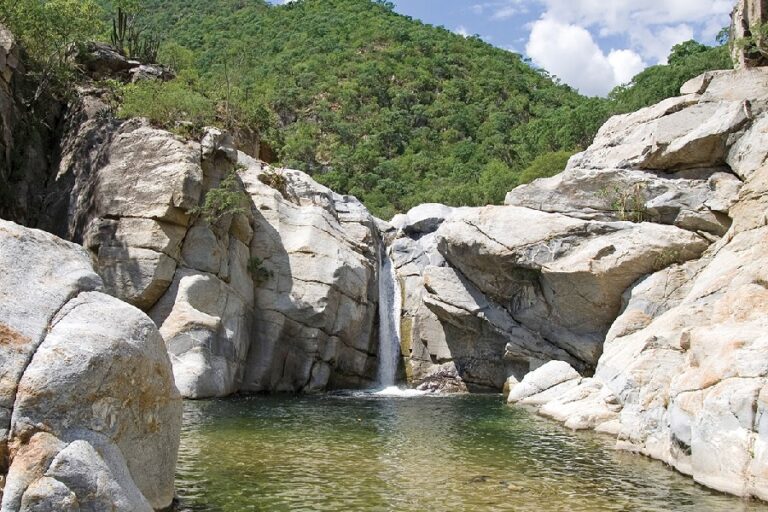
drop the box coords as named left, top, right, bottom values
left=642, top=24, right=696, bottom=63
left=517, top=0, right=730, bottom=95
left=535, top=0, right=731, bottom=35
left=526, top=18, right=646, bottom=96
left=492, top=6, right=520, bottom=20
left=607, top=49, right=646, bottom=85
left=455, top=25, right=470, bottom=38
left=475, top=0, right=527, bottom=20
left=534, top=0, right=730, bottom=62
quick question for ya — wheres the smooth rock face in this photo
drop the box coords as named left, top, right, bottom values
left=41, top=111, right=203, bottom=312
left=502, top=69, right=768, bottom=502
left=500, top=72, right=765, bottom=342
left=595, top=192, right=768, bottom=499
left=39, top=105, right=261, bottom=398
left=392, top=192, right=708, bottom=390
left=151, top=268, right=253, bottom=398
left=506, top=362, right=621, bottom=430
left=392, top=189, right=707, bottom=392
left=36, top=92, right=384, bottom=397
left=0, top=221, right=102, bottom=475
left=435, top=206, right=707, bottom=366
left=505, top=167, right=739, bottom=236
left=0, top=220, right=181, bottom=511
left=238, top=155, right=381, bottom=392
left=421, top=265, right=580, bottom=388
left=507, top=361, right=580, bottom=403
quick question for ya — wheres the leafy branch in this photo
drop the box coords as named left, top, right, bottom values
left=191, top=170, right=246, bottom=223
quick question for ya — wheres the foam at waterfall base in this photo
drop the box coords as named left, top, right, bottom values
left=374, top=386, right=431, bottom=397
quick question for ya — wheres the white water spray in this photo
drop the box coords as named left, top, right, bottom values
left=376, top=249, right=402, bottom=389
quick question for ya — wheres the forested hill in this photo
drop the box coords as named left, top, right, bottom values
left=103, top=0, right=607, bottom=217
left=100, top=0, right=729, bottom=218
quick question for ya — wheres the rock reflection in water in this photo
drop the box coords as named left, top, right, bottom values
left=175, top=394, right=767, bottom=512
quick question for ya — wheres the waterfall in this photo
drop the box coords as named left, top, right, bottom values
left=377, top=249, right=402, bottom=388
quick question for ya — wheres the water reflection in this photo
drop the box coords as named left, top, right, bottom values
left=175, top=394, right=767, bottom=512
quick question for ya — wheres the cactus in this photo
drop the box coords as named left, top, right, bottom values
left=110, top=7, right=160, bottom=63
left=110, top=8, right=129, bottom=54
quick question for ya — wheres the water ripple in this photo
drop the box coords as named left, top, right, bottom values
left=175, top=394, right=768, bottom=512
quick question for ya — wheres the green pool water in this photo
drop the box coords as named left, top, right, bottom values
left=175, top=393, right=768, bottom=512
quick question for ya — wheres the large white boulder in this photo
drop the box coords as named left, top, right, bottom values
left=237, top=156, right=382, bottom=392
left=507, top=361, right=581, bottom=403
left=434, top=205, right=708, bottom=366
left=151, top=268, right=252, bottom=398
left=505, top=167, right=740, bottom=236
left=0, top=220, right=181, bottom=511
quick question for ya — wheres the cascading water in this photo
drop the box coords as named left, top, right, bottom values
left=376, top=248, right=402, bottom=390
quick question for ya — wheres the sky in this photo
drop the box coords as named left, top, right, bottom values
left=272, top=0, right=734, bottom=97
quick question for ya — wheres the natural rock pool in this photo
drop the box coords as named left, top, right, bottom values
left=175, top=394, right=767, bottom=511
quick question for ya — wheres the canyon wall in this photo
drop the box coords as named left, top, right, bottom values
left=35, top=92, right=384, bottom=398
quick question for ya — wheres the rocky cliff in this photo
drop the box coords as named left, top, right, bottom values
left=448, top=68, right=768, bottom=500
left=0, top=28, right=386, bottom=508
left=35, top=92, right=383, bottom=398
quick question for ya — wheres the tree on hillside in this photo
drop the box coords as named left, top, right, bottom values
left=0, top=0, right=103, bottom=104
left=92, top=0, right=734, bottom=217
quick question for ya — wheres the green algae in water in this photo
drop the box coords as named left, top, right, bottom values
left=175, top=394, right=767, bottom=512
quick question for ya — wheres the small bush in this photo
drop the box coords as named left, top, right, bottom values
left=258, top=169, right=289, bottom=199
left=735, top=22, right=768, bottom=60
left=192, top=171, right=246, bottom=223
left=518, top=150, right=576, bottom=185
left=118, top=79, right=215, bottom=131
left=599, top=183, right=648, bottom=223
left=653, top=248, right=681, bottom=271
left=0, top=0, right=103, bottom=103
left=247, top=256, right=273, bottom=285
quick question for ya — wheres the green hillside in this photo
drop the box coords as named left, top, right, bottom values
left=2, top=0, right=732, bottom=218
left=111, top=0, right=613, bottom=217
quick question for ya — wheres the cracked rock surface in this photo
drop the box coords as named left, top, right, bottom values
left=38, top=90, right=383, bottom=397
left=497, top=68, right=768, bottom=501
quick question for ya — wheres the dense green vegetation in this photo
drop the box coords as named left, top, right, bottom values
left=0, top=0, right=102, bottom=106
left=1, top=0, right=733, bottom=218
left=609, top=39, right=733, bottom=113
